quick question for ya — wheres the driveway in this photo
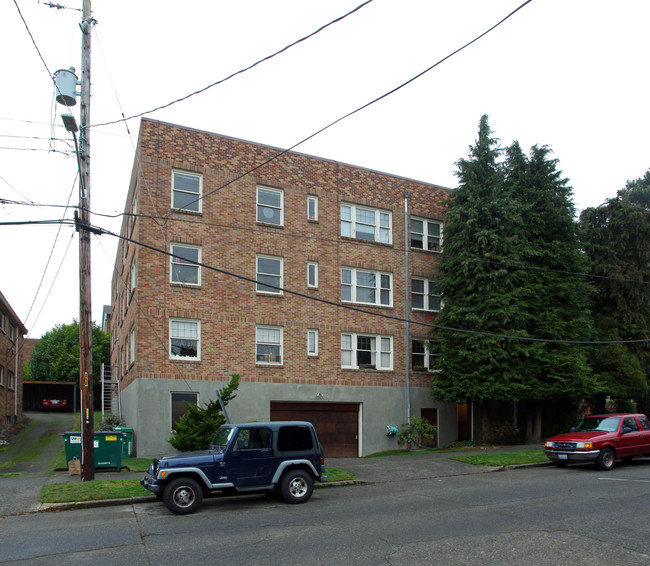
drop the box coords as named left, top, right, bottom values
left=0, top=411, right=74, bottom=515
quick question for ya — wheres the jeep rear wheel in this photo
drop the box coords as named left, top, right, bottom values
left=280, top=470, right=314, bottom=504
left=595, top=447, right=616, bottom=471
left=163, top=477, right=203, bottom=515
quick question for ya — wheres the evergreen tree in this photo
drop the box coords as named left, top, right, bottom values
left=432, top=116, right=594, bottom=441
left=432, top=116, right=530, bottom=437
left=580, top=170, right=650, bottom=406
left=504, top=143, right=593, bottom=440
left=169, top=374, right=240, bottom=452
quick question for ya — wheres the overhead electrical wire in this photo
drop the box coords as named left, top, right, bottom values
left=76, top=219, right=650, bottom=345
left=90, top=0, right=376, bottom=129
left=159, top=0, right=536, bottom=219
left=3, top=198, right=649, bottom=287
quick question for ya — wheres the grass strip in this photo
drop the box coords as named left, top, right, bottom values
left=450, top=449, right=547, bottom=467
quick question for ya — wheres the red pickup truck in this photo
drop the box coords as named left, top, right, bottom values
left=544, top=413, right=650, bottom=471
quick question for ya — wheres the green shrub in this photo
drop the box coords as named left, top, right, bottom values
left=396, top=417, right=437, bottom=449
left=169, top=374, right=239, bottom=452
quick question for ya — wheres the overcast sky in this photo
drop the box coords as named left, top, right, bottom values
left=1, top=0, right=649, bottom=339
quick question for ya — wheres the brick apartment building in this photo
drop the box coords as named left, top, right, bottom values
left=0, top=291, right=27, bottom=430
left=110, top=119, right=463, bottom=457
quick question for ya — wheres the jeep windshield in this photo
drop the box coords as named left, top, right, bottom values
left=209, top=426, right=235, bottom=452
left=575, top=416, right=621, bottom=433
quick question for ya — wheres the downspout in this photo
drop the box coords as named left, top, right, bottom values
left=404, top=191, right=411, bottom=422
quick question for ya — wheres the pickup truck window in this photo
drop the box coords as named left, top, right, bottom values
left=576, top=416, right=621, bottom=432
left=640, top=416, right=650, bottom=431
left=623, top=417, right=639, bottom=431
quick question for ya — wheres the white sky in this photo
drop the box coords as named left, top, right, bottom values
left=1, top=0, right=648, bottom=339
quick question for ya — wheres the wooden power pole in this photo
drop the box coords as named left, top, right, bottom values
left=78, top=0, right=94, bottom=482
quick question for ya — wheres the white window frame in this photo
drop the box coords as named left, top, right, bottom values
left=257, top=185, right=284, bottom=226
left=411, top=216, right=443, bottom=252
left=341, top=203, right=392, bottom=244
left=0, top=312, right=5, bottom=333
left=172, top=170, right=203, bottom=213
left=341, top=332, right=393, bottom=370
left=308, top=195, right=319, bottom=221
left=412, top=339, right=439, bottom=372
left=0, top=365, right=4, bottom=386
left=307, top=329, right=318, bottom=356
left=169, top=318, right=201, bottom=361
left=307, top=262, right=319, bottom=289
left=341, top=267, right=392, bottom=307
left=170, top=243, right=202, bottom=286
left=130, top=256, right=136, bottom=295
left=256, top=325, right=283, bottom=365
left=256, top=255, right=283, bottom=295
left=129, top=325, right=136, bottom=366
left=411, top=277, right=441, bottom=312
left=8, top=370, right=15, bottom=390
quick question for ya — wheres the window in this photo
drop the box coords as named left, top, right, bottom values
left=341, top=203, right=391, bottom=244
left=171, top=243, right=201, bottom=285
left=411, top=217, right=442, bottom=252
left=233, top=427, right=272, bottom=450
left=640, top=415, right=650, bottom=431
left=342, top=268, right=392, bottom=306
left=308, top=195, right=318, bottom=221
left=308, top=262, right=318, bottom=288
left=412, top=277, right=441, bottom=312
left=412, top=339, right=440, bottom=372
left=8, top=324, right=15, bottom=342
left=0, top=366, right=4, bottom=387
left=172, top=170, right=202, bottom=212
left=130, top=257, right=136, bottom=294
left=307, top=329, right=318, bottom=356
left=277, top=425, right=314, bottom=452
left=256, top=326, right=283, bottom=365
left=257, top=255, right=283, bottom=294
left=171, top=392, right=198, bottom=431
left=0, top=311, right=5, bottom=332
left=8, top=370, right=15, bottom=390
left=257, top=185, right=283, bottom=225
left=623, top=417, right=639, bottom=432
left=341, top=333, right=392, bottom=370
left=129, top=325, right=136, bottom=366
left=170, top=319, right=200, bottom=360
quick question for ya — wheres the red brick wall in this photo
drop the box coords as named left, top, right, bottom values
left=111, top=119, right=449, bottom=391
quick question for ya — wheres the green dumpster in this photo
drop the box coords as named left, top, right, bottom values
left=62, top=431, right=126, bottom=469
left=114, top=427, right=134, bottom=458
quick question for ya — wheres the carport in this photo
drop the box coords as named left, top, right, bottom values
left=22, top=381, right=77, bottom=411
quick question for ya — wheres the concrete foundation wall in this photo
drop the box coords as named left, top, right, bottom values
left=123, top=378, right=457, bottom=458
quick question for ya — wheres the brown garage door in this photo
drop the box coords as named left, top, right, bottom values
left=270, top=402, right=359, bottom=458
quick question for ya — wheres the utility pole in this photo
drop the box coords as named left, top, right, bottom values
left=78, top=0, right=94, bottom=482
left=53, top=0, right=94, bottom=481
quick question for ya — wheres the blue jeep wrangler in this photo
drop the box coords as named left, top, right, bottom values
left=141, top=421, right=327, bottom=514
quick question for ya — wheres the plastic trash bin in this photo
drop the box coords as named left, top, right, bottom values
left=62, top=431, right=126, bottom=469
left=114, top=427, right=133, bottom=458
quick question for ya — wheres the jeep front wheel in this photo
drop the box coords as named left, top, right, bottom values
left=163, top=477, right=203, bottom=515
left=280, top=470, right=314, bottom=504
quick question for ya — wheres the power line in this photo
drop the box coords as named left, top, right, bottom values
left=12, top=0, right=53, bottom=78
left=4, top=198, right=649, bottom=287
left=160, top=0, right=536, bottom=219
left=90, top=0, right=376, bottom=129
left=80, top=219, right=650, bottom=345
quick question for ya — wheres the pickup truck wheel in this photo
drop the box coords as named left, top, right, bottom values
left=163, top=477, right=203, bottom=515
left=280, top=470, right=313, bottom=504
left=595, top=447, right=616, bottom=471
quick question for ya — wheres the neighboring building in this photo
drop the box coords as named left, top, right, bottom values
left=110, top=119, right=458, bottom=458
left=0, top=291, right=27, bottom=429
